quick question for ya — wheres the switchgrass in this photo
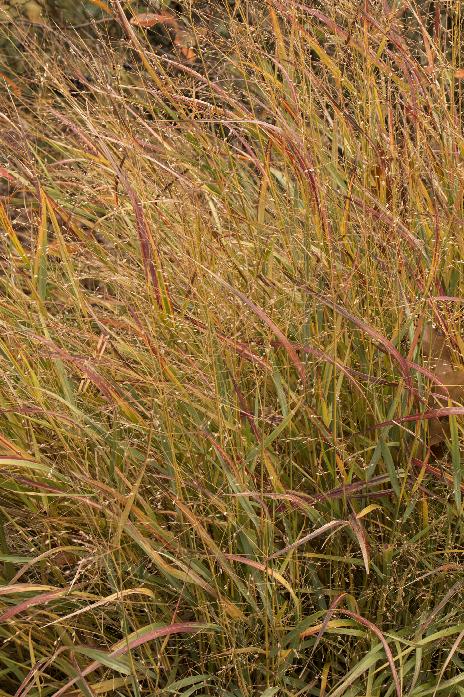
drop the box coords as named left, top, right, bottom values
left=0, top=1, right=464, bottom=694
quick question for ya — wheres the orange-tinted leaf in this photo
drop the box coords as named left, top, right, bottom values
left=0, top=71, right=21, bottom=96
left=130, top=11, right=196, bottom=61
left=88, top=0, right=112, bottom=15
left=177, top=42, right=196, bottom=62
left=130, top=11, right=177, bottom=28
left=0, top=166, right=15, bottom=182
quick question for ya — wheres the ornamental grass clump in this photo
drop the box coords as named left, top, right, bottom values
left=0, top=1, right=464, bottom=695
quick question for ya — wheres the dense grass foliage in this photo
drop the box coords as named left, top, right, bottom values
left=1, top=1, right=464, bottom=694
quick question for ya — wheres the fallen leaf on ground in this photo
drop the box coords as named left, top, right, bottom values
left=130, top=11, right=196, bottom=61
